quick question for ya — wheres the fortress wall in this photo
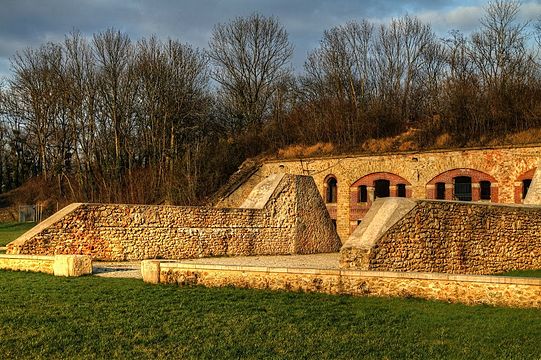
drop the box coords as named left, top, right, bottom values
left=219, top=146, right=541, bottom=241
left=7, top=175, right=341, bottom=261
left=341, top=199, right=541, bottom=275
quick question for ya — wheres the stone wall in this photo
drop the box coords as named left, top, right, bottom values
left=141, top=261, right=541, bottom=308
left=7, top=175, right=341, bottom=261
left=0, top=254, right=91, bottom=276
left=341, top=198, right=541, bottom=274
left=218, top=145, right=541, bottom=242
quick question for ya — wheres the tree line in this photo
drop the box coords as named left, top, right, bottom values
left=0, top=0, right=540, bottom=206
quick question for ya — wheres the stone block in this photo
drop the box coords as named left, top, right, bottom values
left=141, top=260, right=161, bottom=284
left=53, top=255, right=92, bottom=277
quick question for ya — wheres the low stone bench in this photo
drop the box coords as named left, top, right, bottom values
left=0, top=254, right=92, bottom=277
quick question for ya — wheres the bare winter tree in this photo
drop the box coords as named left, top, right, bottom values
left=208, top=13, right=293, bottom=130
left=92, top=29, right=137, bottom=183
left=302, top=20, right=375, bottom=144
left=468, top=0, right=539, bottom=133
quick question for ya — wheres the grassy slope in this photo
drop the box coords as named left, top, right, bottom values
left=0, top=222, right=35, bottom=246
left=0, top=271, right=539, bottom=359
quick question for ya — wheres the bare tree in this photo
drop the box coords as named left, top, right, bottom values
left=208, top=13, right=293, bottom=129
left=92, top=29, right=137, bottom=182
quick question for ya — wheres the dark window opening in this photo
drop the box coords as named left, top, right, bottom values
left=454, top=176, right=472, bottom=201
left=374, top=179, right=390, bottom=199
left=357, top=220, right=362, bottom=225
left=359, top=185, right=368, bottom=202
left=397, top=184, right=406, bottom=197
left=436, top=182, right=446, bottom=200
left=480, top=181, right=491, bottom=200
left=326, top=177, right=337, bottom=203
left=522, top=179, right=532, bottom=199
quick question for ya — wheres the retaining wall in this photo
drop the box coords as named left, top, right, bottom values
left=141, top=261, right=541, bottom=308
left=7, top=175, right=341, bottom=261
left=341, top=198, right=541, bottom=274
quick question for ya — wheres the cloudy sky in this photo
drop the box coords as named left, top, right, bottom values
left=1, top=0, right=541, bottom=78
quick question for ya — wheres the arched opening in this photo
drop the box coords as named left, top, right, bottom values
left=454, top=176, right=472, bottom=201
left=358, top=185, right=368, bottom=203
left=326, top=177, right=337, bottom=203
left=426, top=168, right=497, bottom=202
left=480, top=180, right=491, bottom=200
left=435, top=182, right=446, bottom=200
left=515, top=168, right=536, bottom=203
left=396, top=183, right=407, bottom=197
left=374, top=179, right=390, bottom=199
left=349, top=172, right=412, bottom=234
left=523, top=179, right=532, bottom=199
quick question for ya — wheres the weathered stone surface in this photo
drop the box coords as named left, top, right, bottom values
left=0, top=254, right=54, bottom=274
left=141, top=260, right=161, bottom=283
left=146, top=262, right=541, bottom=308
left=341, top=199, right=541, bottom=274
left=219, top=145, right=541, bottom=242
left=53, top=255, right=92, bottom=277
left=341, top=198, right=416, bottom=269
left=7, top=175, right=341, bottom=261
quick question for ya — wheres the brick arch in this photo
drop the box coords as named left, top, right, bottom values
left=514, top=167, right=537, bottom=203
left=426, top=168, right=498, bottom=202
left=349, top=172, right=412, bottom=234
left=351, top=172, right=412, bottom=187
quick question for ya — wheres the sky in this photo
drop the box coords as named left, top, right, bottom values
left=1, top=0, right=541, bottom=79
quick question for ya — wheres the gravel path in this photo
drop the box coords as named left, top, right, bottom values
left=178, top=253, right=341, bottom=269
left=91, top=253, right=340, bottom=279
left=93, top=261, right=141, bottom=279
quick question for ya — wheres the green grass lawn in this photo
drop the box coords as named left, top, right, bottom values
left=0, top=271, right=539, bottom=359
left=497, top=269, right=541, bottom=278
left=0, top=222, right=35, bottom=246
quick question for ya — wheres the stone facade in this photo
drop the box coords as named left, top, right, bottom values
left=341, top=199, right=541, bottom=274
left=218, top=145, right=541, bottom=242
left=7, top=175, right=341, bottom=261
left=141, top=261, right=541, bottom=308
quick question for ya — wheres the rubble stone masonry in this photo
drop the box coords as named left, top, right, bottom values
left=341, top=199, right=541, bottom=274
left=7, top=175, right=341, bottom=260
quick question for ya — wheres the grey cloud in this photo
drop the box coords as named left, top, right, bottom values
left=1, top=0, right=539, bottom=79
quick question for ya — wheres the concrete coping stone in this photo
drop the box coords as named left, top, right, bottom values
left=156, top=261, right=541, bottom=286
left=0, top=254, right=54, bottom=261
